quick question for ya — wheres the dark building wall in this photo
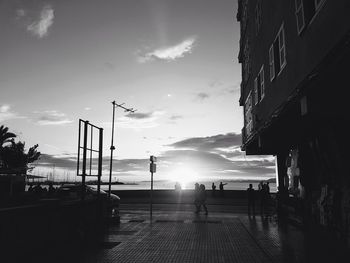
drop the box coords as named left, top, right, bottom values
left=237, top=0, right=350, bottom=243
left=238, top=0, right=350, bottom=151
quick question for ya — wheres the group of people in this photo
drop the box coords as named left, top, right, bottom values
left=211, top=182, right=227, bottom=197
left=27, top=182, right=57, bottom=197
left=247, top=181, right=271, bottom=216
left=193, top=182, right=230, bottom=214
left=194, top=183, right=208, bottom=215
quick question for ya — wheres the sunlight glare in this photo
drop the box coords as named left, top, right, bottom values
left=169, top=166, right=199, bottom=189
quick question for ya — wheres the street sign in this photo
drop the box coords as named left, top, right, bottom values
left=150, top=155, right=157, bottom=162
left=150, top=163, right=156, bottom=173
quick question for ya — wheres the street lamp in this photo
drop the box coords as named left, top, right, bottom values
left=108, top=101, right=136, bottom=197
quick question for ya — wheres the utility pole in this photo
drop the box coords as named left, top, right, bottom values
left=108, top=101, right=136, bottom=197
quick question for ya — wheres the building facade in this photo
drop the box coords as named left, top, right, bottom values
left=237, top=0, right=350, bottom=242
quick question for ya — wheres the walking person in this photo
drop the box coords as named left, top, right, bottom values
left=219, top=182, right=227, bottom=197
left=211, top=182, right=216, bottom=197
left=265, top=182, right=271, bottom=212
left=199, top=184, right=208, bottom=215
left=194, top=183, right=201, bottom=213
left=247, top=184, right=255, bottom=216
left=260, top=182, right=268, bottom=215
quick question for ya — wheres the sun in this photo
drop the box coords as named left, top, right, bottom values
left=169, top=166, right=199, bottom=189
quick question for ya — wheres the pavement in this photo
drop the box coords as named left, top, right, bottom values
left=80, top=203, right=349, bottom=263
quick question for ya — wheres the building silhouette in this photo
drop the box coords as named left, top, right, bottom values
left=237, top=0, right=350, bottom=241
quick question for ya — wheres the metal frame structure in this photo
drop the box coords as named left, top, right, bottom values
left=77, top=119, right=103, bottom=200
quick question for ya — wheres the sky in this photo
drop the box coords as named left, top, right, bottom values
left=0, top=0, right=276, bottom=186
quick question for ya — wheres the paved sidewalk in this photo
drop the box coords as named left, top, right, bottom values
left=79, top=205, right=349, bottom=263
left=70, top=206, right=349, bottom=263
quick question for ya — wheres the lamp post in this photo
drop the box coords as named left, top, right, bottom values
left=108, top=101, right=136, bottom=197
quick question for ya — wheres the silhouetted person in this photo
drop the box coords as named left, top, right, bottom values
left=219, top=182, right=227, bottom=197
left=258, top=181, right=263, bottom=191
left=34, top=183, right=44, bottom=197
left=260, top=182, right=268, bottom=214
left=28, top=184, right=33, bottom=192
left=198, top=184, right=208, bottom=215
left=266, top=182, right=270, bottom=193
left=175, top=182, right=181, bottom=192
left=211, top=182, right=216, bottom=197
left=194, top=183, right=201, bottom=213
left=266, top=182, right=271, bottom=208
left=247, top=184, right=255, bottom=216
left=276, top=186, right=288, bottom=220
left=48, top=183, right=55, bottom=196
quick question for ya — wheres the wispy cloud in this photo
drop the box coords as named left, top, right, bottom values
left=103, top=111, right=165, bottom=130
left=195, top=92, right=210, bottom=101
left=125, top=112, right=153, bottom=119
left=137, top=37, right=197, bottom=63
left=208, top=80, right=224, bottom=89
left=169, top=133, right=242, bottom=151
left=169, top=115, right=183, bottom=121
left=17, top=4, right=54, bottom=39
left=0, top=104, right=23, bottom=122
left=27, top=5, right=54, bottom=38
left=35, top=110, right=73, bottom=126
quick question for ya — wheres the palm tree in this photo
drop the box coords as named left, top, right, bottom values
left=0, top=125, right=16, bottom=148
left=0, top=125, right=16, bottom=168
left=0, top=141, right=40, bottom=175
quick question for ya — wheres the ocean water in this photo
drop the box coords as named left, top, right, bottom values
left=101, top=180, right=277, bottom=192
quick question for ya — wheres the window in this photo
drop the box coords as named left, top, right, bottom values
left=314, top=0, right=325, bottom=12
left=278, top=25, right=286, bottom=70
left=259, top=66, right=265, bottom=99
left=269, top=23, right=286, bottom=80
left=293, top=0, right=326, bottom=35
left=295, top=0, right=305, bottom=34
left=255, top=0, right=262, bottom=35
left=269, top=46, right=275, bottom=80
left=244, top=92, right=253, bottom=137
left=254, top=65, right=265, bottom=104
left=254, top=78, right=258, bottom=105
left=243, top=39, right=251, bottom=82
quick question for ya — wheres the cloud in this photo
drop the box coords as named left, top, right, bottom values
left=125, top=112, right=153, bottom=119
left=137, top=37, right=196, bottom=63
left=169, top=115, right=183, bottom=121
left=195, top=92, right=210, bottom=101
left=227, top=82, right=241, bottom=94
left=35, top=133, right=275, bottom=182
left=167, top=114, right=183, bottom=125
left=165, top=133, right=275, bottom=179
left=107, top=111, right=165, bottom=130
left=209, top=80, right=224, bottom=89
left=103, top=62, right=116, bottom=70
left=17, top=4, right=54, bottom=39
left=35, top=110, right=73, bottom=125
left=16, top=9, right=26, bottom=18
left=0, top=104, right=23, bottom=122
left=169, top=133, right=242, bottom=151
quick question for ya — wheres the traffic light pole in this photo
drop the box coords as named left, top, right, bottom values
left=149, top=156, right=156, bottom=223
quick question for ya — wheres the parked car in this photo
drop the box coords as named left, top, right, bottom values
left=57, top=184, right=120, bottom=222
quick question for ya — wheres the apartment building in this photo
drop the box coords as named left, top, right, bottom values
left=237, top=0, right=350, bottom=240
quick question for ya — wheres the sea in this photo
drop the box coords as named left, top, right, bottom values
left=100, top=180, right=277, bottom=192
